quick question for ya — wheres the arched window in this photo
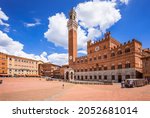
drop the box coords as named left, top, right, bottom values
left=125, top=47, right=130, bottom=53
left=111, top=51, right=115, bottom=57
left=117, top=49, right=122, bottom=55
left=118, top=63, right=122, bottom=69
left=104, top=54, right=107, bottom=59
left=98, top=55, right=101, bottom=60
left=111, top=64, right=115, bottom=70
left=104, top=65, right=107, bottom=70
left=125, top=62, right=131, bottom=68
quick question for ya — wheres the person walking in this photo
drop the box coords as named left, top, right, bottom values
left=62, top=84, right=64, bottom=89
left=121, top=80, right=125, bottom=88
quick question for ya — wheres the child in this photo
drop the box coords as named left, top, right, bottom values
left=62, top=84, right=64, bottom=89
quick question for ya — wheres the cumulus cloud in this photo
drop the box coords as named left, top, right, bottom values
left=0, top=30, right=68, bottom=65
left=44, top=0, right=121, bottom=51
left=24, top=18, right=41, bottom=27
left=76, top=0, right=121, bottom=32
left=0, top=8, right=9, bottom=27
left=0, top=30, right=24, bottom=54
left=48, top=53, right=68, bottom=65
left=44, top=13, right=68, bottom=48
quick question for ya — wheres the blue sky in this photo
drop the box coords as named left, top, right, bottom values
left=0, top=0, right=150, bottom=65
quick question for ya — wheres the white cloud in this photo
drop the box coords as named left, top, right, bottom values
left=3, top=27, right=10, bottom=33
left=0, top=8, right=9, bottom=27
left=78, top=50, right=87, bottom=55
left=44, top=13, right=68, bottom=48
left=87, top=28, right=102, bottom=40
left=76, top=0, right=121, bottom=32
left=48, top=53, right=68, bottom=65
left=44, top=0, right=121, bottom=51
left=0, top=30, right=67, bottom=65
left=0, top=30, right=23, bottom=54
left=24, top=18, right=41, bottom=27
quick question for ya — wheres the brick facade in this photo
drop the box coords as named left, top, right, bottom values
left=0, top=52, right=7, bottom=76
left=39, top=63, right=60, bottom=77
left=7, top=55, right=40, bottom=77
left=142, top=49, right=150, bottom=78
left=67, top=9, right=143, bottom=82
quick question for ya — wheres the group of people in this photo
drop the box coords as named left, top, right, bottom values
left=121, top=79, right=134, bottom=88
left=121, top=78, right=150, bottom=88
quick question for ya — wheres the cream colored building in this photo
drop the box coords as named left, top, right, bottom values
left=7, top=55, right=41, bottom=77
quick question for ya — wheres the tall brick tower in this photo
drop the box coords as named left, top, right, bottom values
left=67, top=9, right=78, bottom=65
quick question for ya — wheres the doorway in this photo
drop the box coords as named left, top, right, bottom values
left=118, top=75, right=122, bottom=83
left=66, top=71, right=69, bottom=80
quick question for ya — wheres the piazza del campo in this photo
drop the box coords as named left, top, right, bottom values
left=0, top=9, right=150, bottom=101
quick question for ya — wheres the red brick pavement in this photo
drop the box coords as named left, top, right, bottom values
left=0, top=78, right=150, bottom=101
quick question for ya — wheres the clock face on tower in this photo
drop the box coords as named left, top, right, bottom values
left=69, top=56, right=72, bottom=60
left=95, top=46, right=99, bottom=51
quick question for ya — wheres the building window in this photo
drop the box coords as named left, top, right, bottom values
left=94, top=57, right=97, bottom=61
left=99, top=67, right=102, bottom=71
left=89, top=68, right=92, bottom=71
left=117, top=50, right=122, bottom=55
left=89, top=58, right=92, bottom=62
left=90, top=76, right=92, bottom=79
left=111, top=65, right=115, bottom=70
left=104, top=66, right=107, bottom=70
left=125, top=48, right=130, bottom=53
left=126, top=75, right=130, bottom=79
left=104, top=75, right=107, bottom=80
left=85, top=59, right=88, bottom=63
left=98, top=56, right=101, bottom=60
left=99, top=75, right=102, bottom=80
left=81, top=76, right=83, bottom=80
left=78, top=76, right=80, bottom=80
left=94, top=76, right=97, bottom=79
left=118, top=64, right=122, bottom=69
left=104, top=55, right=107, bottom=59
left=90, top=50, right=92, bottom=53
left=85, top=76, right=88, bottom=79
left=112, top=75, right=115, bottom=80
left=111, top=52, right=115, bottom=57
left=125, top=63, right=131, bottom=68
left=81, top=60, right=83, bottom=63
left=9, top=58, right=12, bottom=61
left=85, top=69, right=88, bottom=72
left=94, top=68, right=97, bottom=71
left=104, top=45, right=106, bottom=49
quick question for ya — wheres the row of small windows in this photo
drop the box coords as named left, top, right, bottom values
left=111, top=48, right=130, bottom=57
left=9, top=69, right=37, bottom=73
left=74, top=75, right=130, bottom=80
left=0, top=63, right=5, bottom=65
left=77, top=48, right=131, bottom=63
left=0, top=57, right=6, bottom=60
left=75, top=63, right=131, bottom=72
left=89, top=47, right=131, bottom=54
left=9, top=58, right=37, bottom=64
